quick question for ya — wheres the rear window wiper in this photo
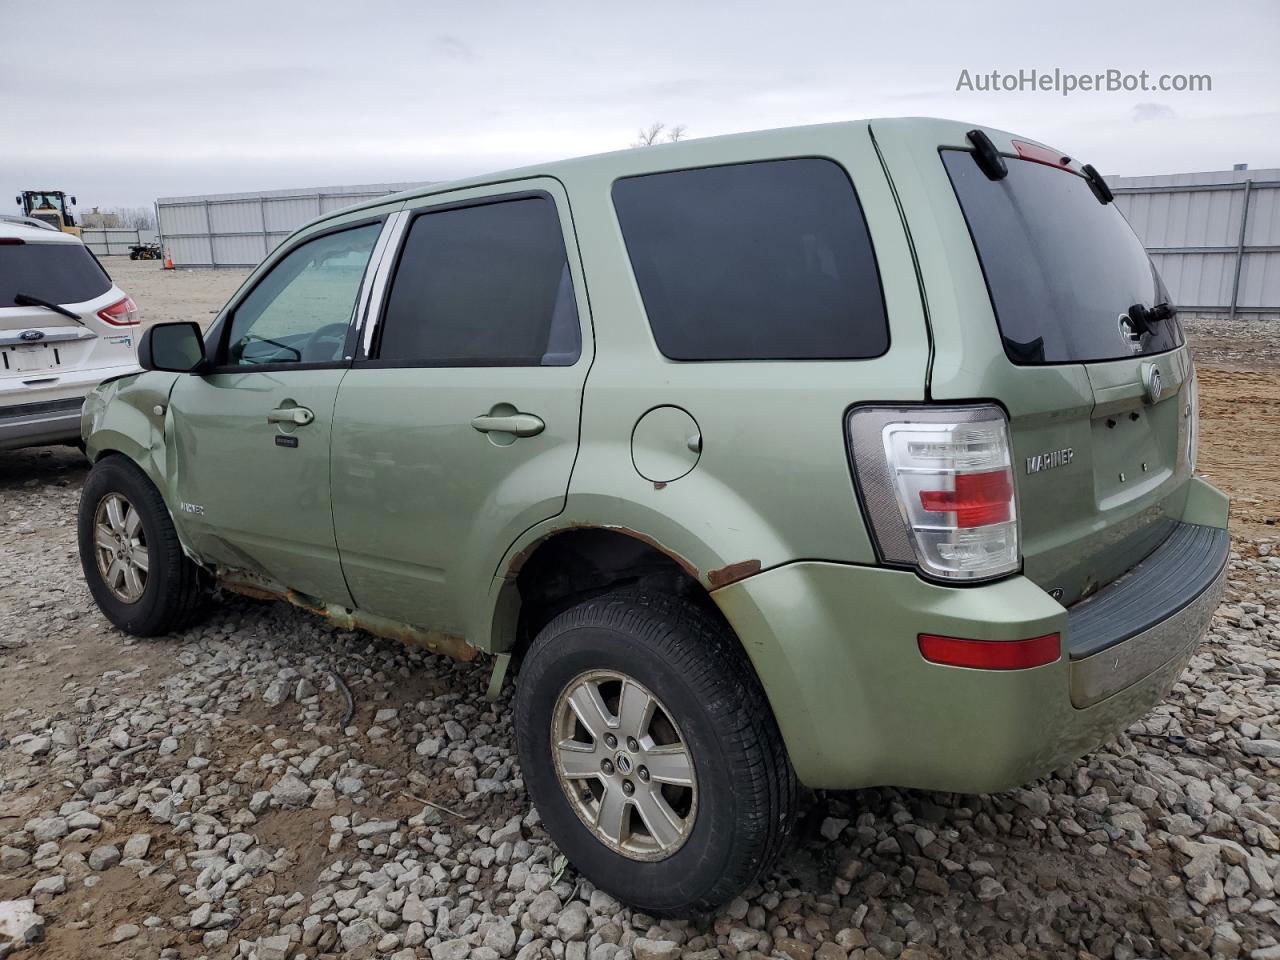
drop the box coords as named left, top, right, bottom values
left=13, top=292, right=84, bottom=324
left=1126, top=301, right=1175, bottom=335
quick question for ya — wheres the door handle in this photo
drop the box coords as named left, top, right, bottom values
left=267, top=405, right=314, bottom=426
left=470, top=412, right=544, bottom=437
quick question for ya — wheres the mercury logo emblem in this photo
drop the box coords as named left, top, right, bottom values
left=1143, top=363, right=1164, bottom=403
left=614, top=753, right=633, bottom=775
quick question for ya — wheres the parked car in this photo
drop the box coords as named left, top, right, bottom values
left=77, top=118, right=1229, bottom=915
left=1, top=219, right=140, bottom=451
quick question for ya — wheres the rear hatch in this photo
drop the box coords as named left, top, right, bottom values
left=1, top=234, right=134, bottom=394
left=872, top=119, right=1195, bottom=605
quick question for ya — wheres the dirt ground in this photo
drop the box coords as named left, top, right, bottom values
left=1, top=263, right=1277, bottom=960
left=109, top=259, right=249, bottom=331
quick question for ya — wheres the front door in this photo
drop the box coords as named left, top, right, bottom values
left=330, top=180, right=592, bottom=641
left=169, top=217, right=388, bottom=604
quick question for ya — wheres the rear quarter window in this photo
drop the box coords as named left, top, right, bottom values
left=612, top=158, right=889, bottom=361
left=0, top=241, right=111, bottom=307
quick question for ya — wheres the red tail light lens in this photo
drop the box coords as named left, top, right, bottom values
left=97, top=296, right=138, bottom=326
left=919, top=469, right=1014, bottom=528
left=918, top=633, right=1060, bottom=670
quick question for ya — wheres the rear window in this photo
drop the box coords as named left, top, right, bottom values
left=612, top=158, right=888, bottom=361
left=943, top=150, right=1183, bottom=364
left=0, top=240, right=112, bottom=307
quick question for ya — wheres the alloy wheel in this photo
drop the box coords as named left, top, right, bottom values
left=551, top=669, right=697, bottom=861
left=93, top=492, right=149, bottom=603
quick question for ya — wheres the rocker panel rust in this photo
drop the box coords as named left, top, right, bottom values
left=218, top=569, right=478, bottom=662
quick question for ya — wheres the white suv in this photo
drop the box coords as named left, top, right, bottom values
left=1, top=219, right=140, bottom=451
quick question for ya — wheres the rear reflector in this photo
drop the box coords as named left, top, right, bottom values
left=918, top=633, right=1061, bottom=670
left=98, top=296, right=138, bottom=326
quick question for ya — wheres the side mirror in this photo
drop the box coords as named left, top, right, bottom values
left=139, top=322, right=208, bottom=373
left=70, top=196, right=77, bottom=206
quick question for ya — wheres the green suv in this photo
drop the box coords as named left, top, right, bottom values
left=77, top=118, right=1229, bottom=915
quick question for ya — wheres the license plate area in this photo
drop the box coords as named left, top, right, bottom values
left=1091, top=399, right=1178, bottom=510
left=1, top=343, right=62, bottom=373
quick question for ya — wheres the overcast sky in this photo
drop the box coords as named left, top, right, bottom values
left=4, top=0, right=1277, bottom=211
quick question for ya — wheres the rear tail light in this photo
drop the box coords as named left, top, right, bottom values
left=97, top=296, right=138, bottom=326
left=847, top=405, right=1020, bottom=581
left=919, top=633, right=1060, bottom=670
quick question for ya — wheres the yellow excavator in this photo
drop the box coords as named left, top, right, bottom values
left=16, top=190, right=80, bottom=236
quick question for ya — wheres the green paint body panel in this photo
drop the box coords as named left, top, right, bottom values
left=81, top=117, right=1229, bottom=793
left=713, top=476, right=1226, bottom=791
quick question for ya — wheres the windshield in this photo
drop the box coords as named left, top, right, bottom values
left=0, top=241, right=112, bottom=307
left=943, top=150, right=1183, bottom=364
left=25, top=193, right=65, bottom=212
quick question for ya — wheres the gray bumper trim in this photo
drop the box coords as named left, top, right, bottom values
left=1069, top=560, right=1226, bottom=708
left=0, top=397, right=85, bottom=451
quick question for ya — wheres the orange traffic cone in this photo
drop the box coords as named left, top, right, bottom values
left=163, top=249, right=174, bottom=270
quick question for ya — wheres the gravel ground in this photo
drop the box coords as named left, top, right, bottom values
left=0, top=266, right=1278, bottom=959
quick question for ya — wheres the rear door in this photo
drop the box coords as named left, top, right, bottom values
left=330, top=179, right=592, bottom=642
left=872, top=119, right=1195, bottom=605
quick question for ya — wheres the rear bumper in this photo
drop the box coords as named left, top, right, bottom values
left=0, top=363, right=139, bottom=451
left=1067, top=522, right=1228, bottom=707
left=713, top=477, right=1229, bottom=792
left=0, top=397, right=85, bottom=450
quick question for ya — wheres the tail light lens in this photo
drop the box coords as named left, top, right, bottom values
left=97, top=296, right=138, bottom=326
left=847, top=405, right=1020, bottom=581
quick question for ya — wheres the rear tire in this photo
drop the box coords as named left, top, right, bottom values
left=78, top=456, right=211, bottom=636
left=515, top=589, right=796, bottom=916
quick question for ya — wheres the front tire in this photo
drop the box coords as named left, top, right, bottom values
left=515, top=589, right=796, bottom=916
left=78, top=456, right=210, bottom=636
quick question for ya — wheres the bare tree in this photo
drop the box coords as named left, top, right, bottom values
left=632, top=122, right=666, bottom=147
left=106, top=206, right=156, bottom=231
left=632, top=122, right=688, bottom=147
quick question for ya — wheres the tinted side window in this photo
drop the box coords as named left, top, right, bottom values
left=612, top=159, right=888, bottom=361
left=225, top=223, right=381, bottom=366
left=377, top=196, right=580, bottom=366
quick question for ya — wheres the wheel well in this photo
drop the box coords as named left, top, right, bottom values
left=508, top=529, right=719, bottom=659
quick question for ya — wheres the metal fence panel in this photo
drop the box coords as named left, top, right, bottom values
left=156, top=182, right=429, bottom=267
left=81, top=227, right=151, bottom=256
left=263, top=197, right=320, bottom=232
left=1110, top=167, right=1280, bottom=318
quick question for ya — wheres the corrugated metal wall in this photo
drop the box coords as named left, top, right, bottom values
left=81, top=228, right=158, bottom=256
left=1109, top=167, right=1280, bottom=319
left=155, top=182, right=430, bottom=268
